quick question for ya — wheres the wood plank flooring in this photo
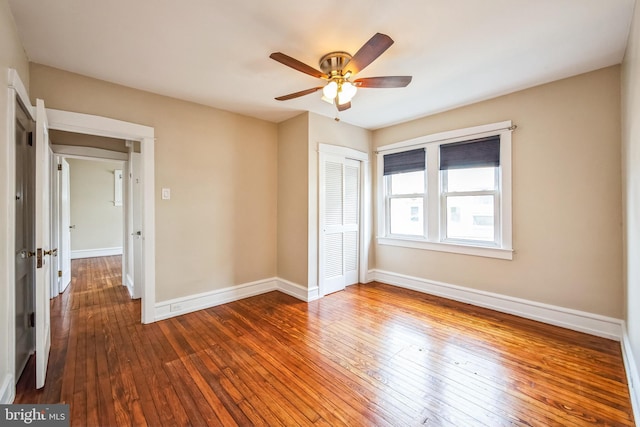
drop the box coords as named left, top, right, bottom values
left=15, top=256, right=635, bottom=426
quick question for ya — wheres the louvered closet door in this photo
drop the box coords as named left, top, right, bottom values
left=321, top=155, right=360, bottom=295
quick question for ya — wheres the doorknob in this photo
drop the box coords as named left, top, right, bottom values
left=131, top=231, right=142, bottom=236
left=69, top=225, right=76, bottom=229
left=44, top=248, right=58, bottom=256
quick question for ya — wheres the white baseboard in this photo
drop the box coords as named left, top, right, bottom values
left=71, top=247, right=122, bottom=259
left=154, top=277, right=319, bottom=322
left=277, top=278, right=320, bottom=302
left=370, top=269, right=623, bottom=341
left=365, top=269, right=377, bottom=283
left=621, top=325, right=640, bottom=423
left=155, top=278, right=279, bottom=321
left=125, top=274, right=136, bottom=299
left=0, top=373, right=14, bottom=404
left=154, top=269, right=623, bottom=340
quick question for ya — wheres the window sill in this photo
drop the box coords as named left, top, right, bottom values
left=377, top=237, right=513, bottom=260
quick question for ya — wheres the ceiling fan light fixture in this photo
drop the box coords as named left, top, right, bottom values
left=321, top=95, right=335, bottom=104
left=338, top=81, right=357, bottom=104
left=322, top=81, right=338, bottom=99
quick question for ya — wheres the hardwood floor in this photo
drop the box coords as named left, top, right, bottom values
left=15, top=256, right=634, bottom=426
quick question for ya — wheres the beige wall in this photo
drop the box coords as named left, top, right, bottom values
left=0, top=1, right=28, bottom=87
left=622, top=0, right=640, bottom=391
left=29, top=64, right=278, bottom=302
left=51, top=130, right=128, bottom=153
left=277, top=113, right=309, bottom=286
left=373, top=66, right=623, bottom=318
left=309, top=112, right=371, bottom=153
left=67, top=159, right=124, bottom=252
left=0, top=0, right=29, bottom=400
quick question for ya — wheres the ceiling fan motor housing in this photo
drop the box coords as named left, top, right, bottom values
left=319, top=51, right=352, bottom=77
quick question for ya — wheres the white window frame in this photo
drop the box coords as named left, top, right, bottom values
left=440, top=166, right=500, bottom=246
left=385, top=169, right=427, bottom=238
left=377, top=121, right=513, bottom=260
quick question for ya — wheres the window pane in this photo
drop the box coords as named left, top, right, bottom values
left=390, top=198, right=424, bottom=236
left=390, top=170, right=424, bottom=195
left=446, top=195, right=494, bottom=242
left=446, top=167, right=496, bottom=192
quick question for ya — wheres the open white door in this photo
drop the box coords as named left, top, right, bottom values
left=124, top=150, right=142, bottom=299
left=60, top=158, right=71, bottom=291
left=34, top=99, right=52, bottom=389
left=50, top=151, right=59, bottom=296
left=319, top=154, right=360, bottom=296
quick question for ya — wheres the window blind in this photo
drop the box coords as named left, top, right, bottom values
left=383, top=148, right=426, bottom=176
left=440, top=136, right=500, bottom=170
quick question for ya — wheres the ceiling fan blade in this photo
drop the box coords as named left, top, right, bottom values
left=345, top=33, right=394, bottom=75
left=337, top=102, right=351, bottom=112
left=275, top=87, right=323, bottom=101
left=270, top=52, right=327, bottom=79
left=354, top=76, right=412, bottom=88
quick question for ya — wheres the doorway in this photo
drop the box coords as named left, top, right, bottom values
left=45, top=107, right=156, bottom=324
left=318, top=144, right=369, bottom=297
left=50, top=133, right=139, bottom=303
left=58, top=156, right=126, bottom=292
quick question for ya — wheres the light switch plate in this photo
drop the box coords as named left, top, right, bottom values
left=161, top=188, right=171, bottom=200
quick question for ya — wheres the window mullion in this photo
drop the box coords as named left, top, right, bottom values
left=384, top=175, right=391, bottom=236
left=426, top=145, right=440, bottom=242
left=389, top=193, right=426, bottom=199
left=441, top=190, right=496, bottom=197
left=494, top=167, right=501, bottom=244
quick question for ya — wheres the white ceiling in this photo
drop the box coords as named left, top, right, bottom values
left=8, top=0, right=636, bottom=130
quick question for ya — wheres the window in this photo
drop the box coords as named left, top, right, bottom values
left=383, top=148, right=426, bottom=236
left=377, top=121, right=513, bottom=260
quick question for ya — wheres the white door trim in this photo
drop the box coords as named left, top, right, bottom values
left=8, top=69, right=33, bottom=119
left=45, top=108, right=156, bottom=324
left=317, top=144, right=370, bottom=292
left=318, top=143, right=369, bottom=161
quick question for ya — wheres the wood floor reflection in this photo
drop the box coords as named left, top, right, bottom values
left=15, top=256, right=634, bottom=426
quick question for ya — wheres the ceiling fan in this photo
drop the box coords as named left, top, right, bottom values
left=270, top=33, right=412, bottom=112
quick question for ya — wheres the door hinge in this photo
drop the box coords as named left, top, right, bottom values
left=36, top=248, right=43, bottom=268
left=58, top=270, right=62, bottom=278
left=57, top=163, right=62, bottom=171
left=29, top=312, right=35, bottom=328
